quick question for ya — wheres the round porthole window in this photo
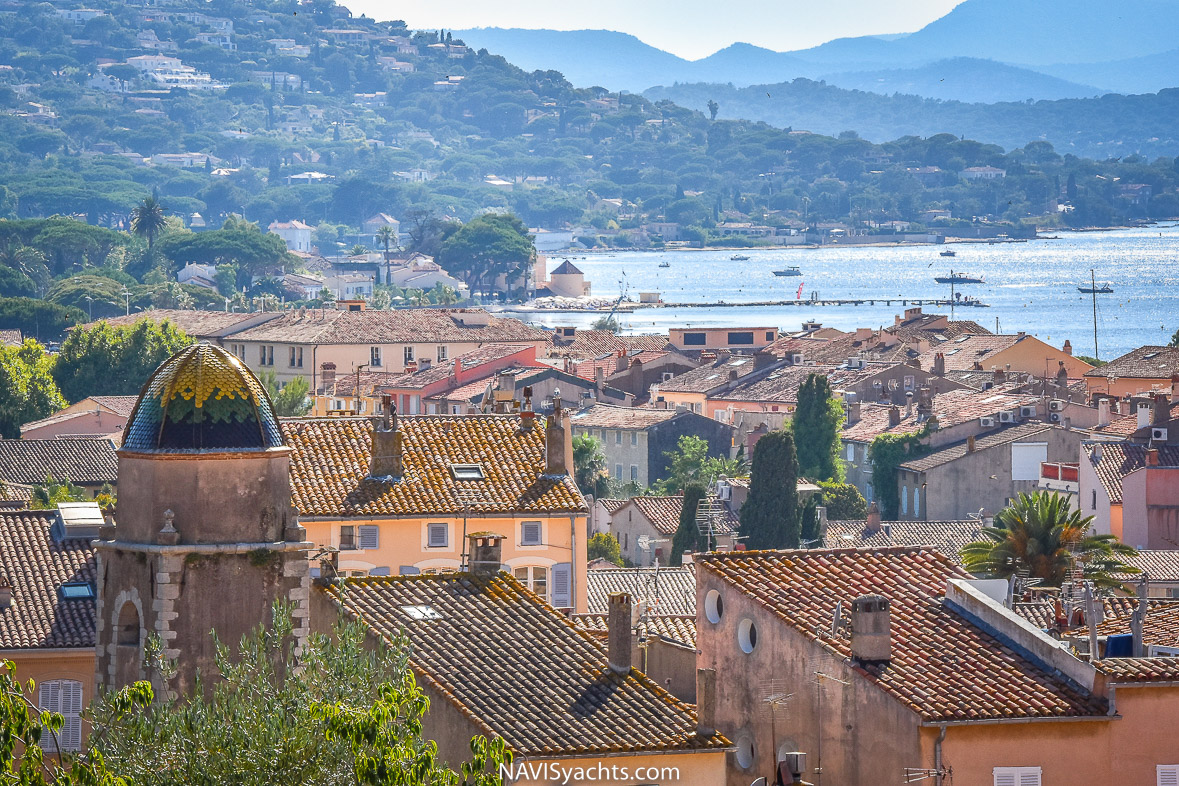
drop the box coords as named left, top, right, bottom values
left=738, top=618, right=758, bottom=653
left=705, top=589, right=724, bottom=623
left=736, top=735, right=755, bottom=769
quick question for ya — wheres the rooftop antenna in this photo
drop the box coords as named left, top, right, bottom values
left=813, top=671, right=849, bottom=786
left=452, top=486, right=490, bottom=571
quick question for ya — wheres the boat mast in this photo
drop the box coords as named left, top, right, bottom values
left=950, top=269, right=955, bottom=321
left=1091, top=268, right=1099, bottom=361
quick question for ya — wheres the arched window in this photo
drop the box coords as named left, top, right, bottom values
left=901, top=486, right=908, bottom=515
left=39, top=680, right=83, bottom=752
left=117, top=602, right=140, bottom=647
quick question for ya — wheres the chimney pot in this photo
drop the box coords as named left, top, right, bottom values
left=469, top=534, right=504, bottom=577
left=1097, top=397, right=1111, bottom=427
left=545, top=392, right=569, bottom=475
left=864, top=502, right=882, bottom=535
left=1063, top=339, right=1073, bottom=356
left=967, top=435, right=976, bottom=453
left=1153, top=393, right=1170, bottom=427
left=607, top=592, right=633, bottom=674
left=847, top=399, right=861, bottom=426
left=369, top=402, right=402, bottom=478
left=887, top=405, right=901, bottom=427
left=1146, top=448, right=1160, bottom=467
left=0, top=576, right=11, bottom=609
left=850, top=594, right=892, bottom=665
left=695, top=668, right=717, bottom=738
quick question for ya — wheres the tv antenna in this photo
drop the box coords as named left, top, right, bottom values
left=452, top=487, right=490, bottom=570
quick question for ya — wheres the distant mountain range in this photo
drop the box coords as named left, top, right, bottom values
left=454, top=0, right=1179, bottom=102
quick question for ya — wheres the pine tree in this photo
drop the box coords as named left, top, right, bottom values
left=739, top=431, right=800, bottom=550
left=793, top=373, right=842, bottom=481
left=671, top=482, right=706, bottom=565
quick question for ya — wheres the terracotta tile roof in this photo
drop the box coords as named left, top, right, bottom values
left=574, top=350, right=667, bottom=382
left=1091, top=414, right=1141, bottom=437
left=81, top=310, right=276, bottom=339
left=585, top=566, right=696, bottom=616
left=0, top=482, right=32, bottom=504
left=915, top=335, right=1025, bottom=372
left=0, top=439, right=118, bottom=486
left=570, top=404, right=680, bottom=430
left=886, top=318, right=990, bottom=344
left=1094, top=657, right=1179, bottom=682
left=546, top=330, right=669, bottom=361
left=1083, top=346, right=1179, bottom=379
left=597, top=498, right=629, bottom=515
left=842, top=389, right=1042, bottom=442
left=823, top=519, right=983, bottom=561
left=573, top=613, right=697, bottom=650
left=317, top=370, right=402, bottom=397
left=230, top=309, right=547, bottom=345
left=1119, top=550, right=1179, bottom=581
left=713, top=365, right=836, bottom=405
left=283, top=416, right=585, bottom=517
left=1013, top=597, right=1142, bottom=630
left=698, top=546, right=1109, bottom=721
left=1084, top=443, right=1179, bottom=505
left=88, top=396, right=139, bottom=416
left=384, top=344, right=535, bottom=390
left=657, top=356, right=769, bottom=394
left=1076, top=601, right=1179, bottom=650
left=0, top=329, right=22, bottom=347
left=323, top=572, right=729, bottom=756
left=619, top=496, right=737, bottom=537
left=898, top=423, right=1053, bottom=473
left=0, top=511, right=96, bottom=649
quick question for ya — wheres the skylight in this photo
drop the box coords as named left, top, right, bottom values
left=449, top=464, right=485, bottom=481
left=59, top=582, right=95, bottom=600
left=401, top=605, right=442, bottom=620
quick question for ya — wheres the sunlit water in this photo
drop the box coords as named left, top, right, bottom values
left=505, top=225, right=1179, bottom=360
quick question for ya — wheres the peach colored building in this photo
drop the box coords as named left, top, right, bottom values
left=1083, top=347, right=1179, bottom=399
left=284, top=404, right=591, bottom=611
left=697, top=545, right=1179, bottom=786
left=916, top=333, right=1093, bottom=379
left=20, top=396, right=137, bottom=441
left=0, top=510, right=98, bottom=755
left=652, top=353, right=788, bottom=418
left=669, top=326, right=778, bottom=353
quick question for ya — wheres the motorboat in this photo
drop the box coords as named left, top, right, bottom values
left=772, top=266, right=802, bottom=277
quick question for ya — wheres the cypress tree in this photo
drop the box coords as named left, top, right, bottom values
left=739, top=430, right=800, bottom=550
left=671, top=482, right=706, bottom=565
left=793, top=373, right=841, bottom=481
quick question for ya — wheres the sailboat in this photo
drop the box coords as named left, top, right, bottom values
left=1078, top=282, right=1113, bottom=294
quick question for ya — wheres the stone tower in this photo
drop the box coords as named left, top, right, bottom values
left=95, top=343, right=310, bottom=695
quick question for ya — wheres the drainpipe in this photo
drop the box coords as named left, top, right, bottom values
left=935, top=725, right=947, bottom=786
left=570, top=514, right=578, bottom=611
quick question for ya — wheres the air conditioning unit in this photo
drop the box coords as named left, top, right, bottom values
left=1049, top=399, right=1065, bottom=412
left=999, top=411, right=1016, bottom=423
left=1153, top=427, right=1169, bottom=441
left=717, top=484, right=732, bottom=501
left=846, top=358, right=863, bottom=369
left=1049, top=412, right=1062, bottom=423
left=1020, top=405, right=1037, bottom=418
left=792, top=353, right=804, bottom=365
left=980, top=416, right=997, bottom=428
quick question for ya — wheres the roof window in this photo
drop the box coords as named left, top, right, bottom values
left=401, top=604, right=442, bottom=620
left=59, top=582, right=95, bottom=600
left=449, top=464, right=485, bottom=481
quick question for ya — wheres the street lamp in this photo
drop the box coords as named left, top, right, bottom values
left=83, top=295, right=93, bottom=321
left=121, top=287, right=131, bottom=315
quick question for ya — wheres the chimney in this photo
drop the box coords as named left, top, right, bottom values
left=0, top=576, right=10, bottom=609
left=519, top=385, right=536, bottom=431
left=1138, top=401, right=1152, bottom=429
left=453, top=357, right=463, bottom=385
left=1153, top=392, right=1170, bottom=427
left=993, top=366, right=1005, bottom=386
left=932, top=352, right=945, bottom=377
left=321, top=361, right=337, bottom=389
left=1097, top=397, right=1111, bottom=427
left=1146, top=448, right=1160, bottom=467
left=846, top=395, right=861, bottom=426
left=419, top=357, right=432, bottom=371
left=469, top=533, right=504, bottom=577
left=917, top=387, right=932, bottom=420
left=368, top=396, right=403, bottom=478
left=864, top=502, right=882, bottom=535
left=855, top=327, right=874, bottom=342
left=967, top=435, right=976, bottom=453
left=405, top=360, right=418, bottom=374
left=1172, top=373, right=1179, bottom=401
left=594, top=365, right=605, bottom=390
left=607, top=592, right=634, bottom=674
left=1063, top=339, right=1073, bottom=356
left=728, top=369, right=739, bottom=381
left=850, top=595, right=892, bottom=666
left=545, top=389, right=569, bottom=475
left=753, top=350, right=778, bottom=370
left=615, top=350, right=628, bottom=374
left=695, top=668, right=717, bottom=738
left=904, top=391, right=914, bottom=418
left=887, top=405, right=901, bottom=427
left=1056, top=360, right=1068, bottom=389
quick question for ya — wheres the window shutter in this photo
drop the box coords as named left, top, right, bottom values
left=551, top=562, right=572, bottom=608
left=1158, top=766, right=1179, bottom=786
left=521, top=522, right=541, bottom=546
left=428, top=523, right=447, bottom=548
left=993, top=774, right=1017, bottom=786
left=61, top=681, right=82, bottom=752
left=399, top=566, right=421, bottom=575
left=358, top=525, right=379, bottom=550
left=368, top=567, right=390, bottom=576
left=1019, top=772, right=1041, bottom=786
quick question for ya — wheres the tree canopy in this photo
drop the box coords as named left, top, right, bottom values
left=654, top=434, right=742, bottom=494
left=51, top=318, right=193, bottom=403
left=438, top=213, right=535, bottom=297
left=792, top=373, right=844, bottom=482
left=0, top=338, right=65, bottom=437
left=670, top=481, right=707, bottom=565
left=739, top=430, right=800, bottom=550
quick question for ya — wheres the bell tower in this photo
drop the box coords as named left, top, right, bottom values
left=95, top=343, right=310, bottom=695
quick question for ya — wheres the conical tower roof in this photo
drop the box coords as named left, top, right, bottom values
left=122, top=342, right=284, bottom=452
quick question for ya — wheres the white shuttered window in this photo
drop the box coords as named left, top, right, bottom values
left=358, top=525, right=379, bottom=550
left=993, top=767, right=1041, bottom=786
left=39, top=680, right=83, bottom=752
left=1159, top=765, right=1179, bottom=786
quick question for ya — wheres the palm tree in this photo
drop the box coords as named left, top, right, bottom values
left=960, top=491, right=1139, bottom=591
left=375, top=224, right=398, bottom=261
left=130, top=195, right=167, bottom=250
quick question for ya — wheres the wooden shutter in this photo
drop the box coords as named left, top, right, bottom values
left=359, top=525, right=379, bottom=550
left=551, top=562, right=572, bottom=608
left=39, top=680, right=82, bottom=753
left=1159, top=765, right=1179, bottom=786
left=521, top=521, right=541, bottom=546
left=428, top=523, right=447, bottom=548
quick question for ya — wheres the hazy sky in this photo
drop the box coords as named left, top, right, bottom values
left=343, top=0, right=964, bottom=59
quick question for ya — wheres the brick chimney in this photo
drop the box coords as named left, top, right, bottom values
left=607, top=592, right=633, bottom=674
left=1063, top=339, right=1073, bottom=356
left=469, top=533, right=504, bottom=577
left=887, top=405, right=901, bottom=427
left=368, top=395, right=403, bottom=478
left=453, top=357, right=463, bottom=385
left=1146, top=449, right=1160, bottom=467
left=932, top=352, right=945, bottom=377
left=993, top=366, right=1005, bottom=386
left=615, top=350, right=628, bottom=374
left=696, top=668, right=717, bottom=738
left=864, top=501, right=882, bottom=535
left=850, top=595, right=892, bottom=666
left=321, top=361, right=337, bottom=390
left=545, top=389, right=569, bottom=475
left=519, top=385, right=536, bottom=432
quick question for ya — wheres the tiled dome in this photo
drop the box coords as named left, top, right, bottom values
left=122, top=343, right=284, bottom=452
